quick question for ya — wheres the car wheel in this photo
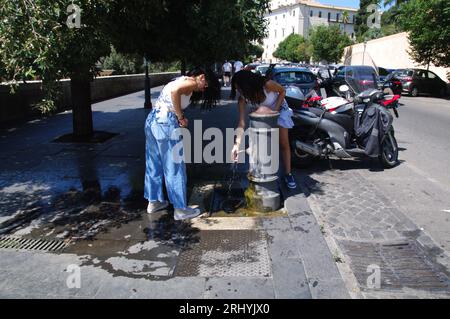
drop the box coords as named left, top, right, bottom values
left=410, top=86, right=419, bottom=97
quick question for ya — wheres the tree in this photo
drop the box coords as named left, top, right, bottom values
left=342, top=10, right=350, bottom=35
left=181, top=0, right=270, bottom=65
left=273, top=34, right=311, bottom=62
left=1, top=0, right=271, bottom=138
left=355, top=0, right=381, bottom=41
left=383, top=0, right=408, bottom=6
left=309, top=25, right=353, bottom=63
left=0, top=0, right=111, bottom=138
left=398, top=0, right=450, bottom=68
left=101, top=46, right=144, bottom=75
left=247, top=44, right=265, bottom=61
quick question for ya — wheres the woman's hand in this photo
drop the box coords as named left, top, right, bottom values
left=178, top=117, right=189, bottom=128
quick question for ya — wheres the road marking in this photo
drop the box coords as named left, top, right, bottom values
left=442, top=210, right=450, bottom=213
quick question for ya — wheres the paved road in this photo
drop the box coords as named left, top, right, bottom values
left=363, top=96, right=450, bottom=252
left=296, top=95, right=450, bottom=298
left=395, top=96, right=450, bottom=187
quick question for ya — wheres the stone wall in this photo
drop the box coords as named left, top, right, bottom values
left=0, top=72, right=179, bottom=124
left=343, top=32, right=449, bottom=84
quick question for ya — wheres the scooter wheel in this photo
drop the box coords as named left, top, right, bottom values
left=379, top=130, right=399, bottom=168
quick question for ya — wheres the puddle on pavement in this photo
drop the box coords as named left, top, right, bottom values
left=65, top=212, right=202, bottom=281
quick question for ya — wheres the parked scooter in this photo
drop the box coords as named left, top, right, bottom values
left=287, top=53, right=400, bottom=168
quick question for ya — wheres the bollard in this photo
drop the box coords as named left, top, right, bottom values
left=245, top=111, right=281, bottom=213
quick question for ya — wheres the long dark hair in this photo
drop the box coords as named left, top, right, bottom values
left=231, top=70, right=268, bottom=105
left=188, top=66, right=220, bottom=110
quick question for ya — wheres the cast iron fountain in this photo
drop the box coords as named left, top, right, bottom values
left=211, top=109, right=281, bottom=215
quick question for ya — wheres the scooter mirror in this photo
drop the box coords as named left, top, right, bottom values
left=339, top=85, right=350, bottom=93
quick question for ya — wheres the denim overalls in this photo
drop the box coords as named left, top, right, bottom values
left=144, top=108, right=187, bottom=209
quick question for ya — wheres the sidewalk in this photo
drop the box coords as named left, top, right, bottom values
left=0, top=87, right=348, bottom=299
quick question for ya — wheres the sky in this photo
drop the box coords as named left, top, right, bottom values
left=318, top=0, right=390, bottom=10
left=318, top=0, right=360, bottom=9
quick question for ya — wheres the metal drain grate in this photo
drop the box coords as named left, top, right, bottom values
left=341, top=240, right=449, bottom=293
left=0, top=235, right=69, bottom=252
left=174, top=230, right=272, bottom=278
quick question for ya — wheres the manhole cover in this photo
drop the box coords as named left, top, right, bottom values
left=174, top=230, right=271, bottom=278
left=341, top=240, right=449, bottom=293
left=0, top=235, right=70, bottom=252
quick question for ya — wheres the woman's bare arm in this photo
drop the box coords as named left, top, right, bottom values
left=235, top=96, right=247, bottom=146
left=170, top=79, right=197, bottom=119
left=265, top=80, right=286, bottom=112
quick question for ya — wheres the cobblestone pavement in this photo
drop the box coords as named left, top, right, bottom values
left=295, top=162, right=450, bottom=299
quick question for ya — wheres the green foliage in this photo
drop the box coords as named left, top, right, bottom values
left=0, top=0, right=111, bottom=112
left=106, top=0, right=270, bottom=65
left=273, top=34, right=312, bottom=63
left=1, top=0, right=271, bottom=118
left=100, top=47, right=143, bottom=75
left=398, top=0, right=450, bottom=68
left=363, top=27, right=384, bottom=40
left=247, top=43, right=265, bottom=60
left=149, top=61, right=181, bottom=73
left=309, top=25, right=353, bottom=63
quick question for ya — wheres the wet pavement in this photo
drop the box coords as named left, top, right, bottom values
left=0, top=87, right=347, bottom=299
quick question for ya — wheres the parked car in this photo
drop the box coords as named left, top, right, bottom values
left=266, top=66, right=318, bottom=96
left=255, top=64, right=270, bottom=77
left=393, top=68, right=447, bottom=97
left=334, top=65, right=378, bottom=92
left=244, top=62, right=261, bottom=72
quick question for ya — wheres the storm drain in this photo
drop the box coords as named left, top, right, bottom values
left=0, top=235, right=70, bottom=252
left=174, top=230, right=272, bottom=278
left=341, top=240, right=449, bottom=293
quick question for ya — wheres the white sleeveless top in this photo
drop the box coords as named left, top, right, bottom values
left=261, top=88, right=279, bottom=110
left=155, top=76, right=192, bottom=112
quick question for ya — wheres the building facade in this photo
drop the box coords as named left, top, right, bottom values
left=263, top=0, right=358, bottom=63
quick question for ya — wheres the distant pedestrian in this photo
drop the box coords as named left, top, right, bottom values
left=222, top=60, right=233, bottom=87
left=144, top=67, right=211, bottom=220
left=234, top=60, right=244, bottom=74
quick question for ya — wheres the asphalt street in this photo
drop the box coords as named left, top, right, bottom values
left=359, top=96, right=450, bottom=252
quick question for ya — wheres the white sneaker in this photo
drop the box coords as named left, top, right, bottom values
left=174, top=207, right=202, bottom=221
left=147, top=201, right=169, bottom=214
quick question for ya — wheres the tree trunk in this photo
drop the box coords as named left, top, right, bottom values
left=71, top=76, right=93, bottom=138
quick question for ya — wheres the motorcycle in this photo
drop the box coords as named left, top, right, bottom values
left=287, top=53, right=400, bottom=169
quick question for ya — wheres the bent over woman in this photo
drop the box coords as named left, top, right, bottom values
left=230, top=70, right=297, bottom=189
left=144, top=68, right=211, bottom=220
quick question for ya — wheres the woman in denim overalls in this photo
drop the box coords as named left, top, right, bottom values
left=145, top=68, right=210, bottom=220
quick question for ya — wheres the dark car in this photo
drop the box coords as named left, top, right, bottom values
left=266, top=67, right=317, bottom=96
left=334, top=65, right=378, bottom=92
left=394, top=69, right=447, bottom=97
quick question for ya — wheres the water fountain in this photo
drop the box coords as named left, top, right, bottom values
left=210, top=110, right=281, bottom=215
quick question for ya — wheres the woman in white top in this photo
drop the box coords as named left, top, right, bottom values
left=230, top=70, right=297, bottom=189
left=144, top=68, right=210, bottom=220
